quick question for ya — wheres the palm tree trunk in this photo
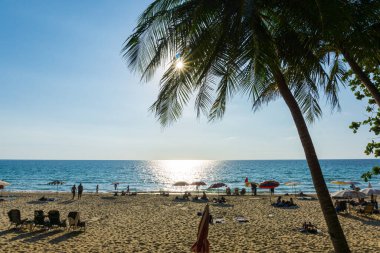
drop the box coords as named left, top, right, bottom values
left=341, top=50, right=380, bottom=108
left=274, top=71, right=350, bottom=253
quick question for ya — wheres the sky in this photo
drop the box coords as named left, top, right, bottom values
left=0, top=0, right=376, bottom=160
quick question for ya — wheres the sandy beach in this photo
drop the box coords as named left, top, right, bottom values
left=0, top=192, right=379, bottom=252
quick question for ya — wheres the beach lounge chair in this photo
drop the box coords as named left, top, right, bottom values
left=358, top=204, right=375, bottom=216
left=67, top=212, right=86, bottom=231
left=8, top=209, right=28, bottom=229
left=33, top=210, right=47, bottom=230
left=47, top=210, right=66, bottom=229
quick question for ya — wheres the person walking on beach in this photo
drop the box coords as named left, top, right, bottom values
left=78, top=183, right=83, bottom=199
left=251, top=183, right=257, bottom=196
left=71, top=184, right=76, bottom=200
left=127, top=185, right=130, bottom=194
left=96, top=184, right=99, bottom=195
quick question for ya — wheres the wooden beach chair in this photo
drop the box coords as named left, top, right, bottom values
left=47, top=210, right=66, bottom=229
left=67, top=211, right=86, bottom=231
left=33, top=210, right=47, bottom=230
left=8, top=209, right=28, bottom=229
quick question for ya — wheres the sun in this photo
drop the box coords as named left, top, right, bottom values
left=175, top=59, right=184, bottom=70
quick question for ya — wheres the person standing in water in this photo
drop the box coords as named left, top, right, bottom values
left=71, top=184, right=76, bottom=200
left=78, top=183, right=83, bottom=199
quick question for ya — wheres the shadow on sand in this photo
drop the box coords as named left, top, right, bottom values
left=49, top=231, right=83, bottom=244
left=340, top=213, right=380, bottom=226
left=59, top=200, right=76, bottom=205
left=23, top=230, right=63, bottom=243
left=101, top=196, right=117, bottom=200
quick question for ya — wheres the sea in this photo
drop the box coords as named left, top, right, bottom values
left=0, top=160, right=379, bottom=194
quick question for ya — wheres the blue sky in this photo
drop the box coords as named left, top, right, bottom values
left=0, top=0, right=375, bottom=160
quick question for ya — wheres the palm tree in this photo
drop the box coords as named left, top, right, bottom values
left=122, top=1, right=349, bottom=251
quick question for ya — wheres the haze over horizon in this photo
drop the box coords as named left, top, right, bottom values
left=0, top=0, right=376, bottom=160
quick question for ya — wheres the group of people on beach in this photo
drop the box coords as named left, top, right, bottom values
left=71, top=183, right=84, bottom=200
left=273, top=196, right=296, bottom=207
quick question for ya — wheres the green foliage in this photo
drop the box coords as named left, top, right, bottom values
left=361, top=166, right=380, bottom=182
left=346, top=61, right=380, bottom=181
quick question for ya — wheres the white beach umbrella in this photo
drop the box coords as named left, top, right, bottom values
left=331, top=190, right=366, bottom=199
left=360, top=188, right=380, bottom=196
left=0, top=180, right=10, bottom=187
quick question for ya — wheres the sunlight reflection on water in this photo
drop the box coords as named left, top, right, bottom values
left=148, top=160, right=219, bottom=191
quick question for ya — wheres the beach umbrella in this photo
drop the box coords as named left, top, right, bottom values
left=173, top=181, right=189, bottom=193
left=208, top=183, right=227, bottom=195
left=331, top=190, right=366, bottom=199
left=48, top=180, right=64, bottom=194
left=259, top=180, right=280, bottom=203
left=331, top=181, right=350, bottom=190
left=191, top=204, right=210, bottom=253
left=173, top=181, right=189, bottom=186
left=191, top=181, right=206, bottom=186
left=360, top=188, right=380, bottom=196
left=191, top=182, right=207, bottom=193
left=284, top=182, right=300, bottom=196
left=0, top=180, right=10, bottom=187
left=0, top=180, right=10, bottom=196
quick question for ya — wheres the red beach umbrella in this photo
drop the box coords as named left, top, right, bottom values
left=259, top=180, right=280, bottom=189
left=191, top=182, right=207, bottom=193
left=259, top=180, right=280, bottom=203
left=191, top=204, right=210, bottom=253
left=208, top=183, right=227, bottom=196
left=191, top=181, right=207, bottom=186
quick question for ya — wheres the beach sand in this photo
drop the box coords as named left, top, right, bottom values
left=1, top=192, right=379, bottom=252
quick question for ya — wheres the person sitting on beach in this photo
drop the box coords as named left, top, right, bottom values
left=220, top=196, right=226, bottom=203
left=39, top=196, right=47, bottom=201
left=289, top=198, right=295, bottom=206
left=302, top=222, right=318, bottom=234
left=183, top=192, right=190, bottom=200
left=234, top=188, right=239, bottom=195
left=334, top=200, right=342, bottom=213
left=240, top=188, right=246, bottom=195
left=226, top=187, right=231, bottom=196
left=121, top=190, right=126, bottom=196
left=275, top=196, right=282, bottom=206
left=201, top=191, right=208, bottom=200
